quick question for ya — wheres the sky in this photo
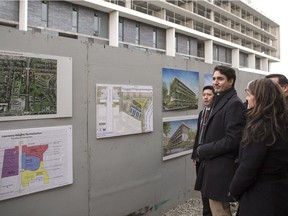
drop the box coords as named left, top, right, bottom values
left=249, top=0, right=287, bottom=75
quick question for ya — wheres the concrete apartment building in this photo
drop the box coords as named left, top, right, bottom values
left=0, top=0, right=280, bottom=71
left=0, top=1, right=279, bottom=216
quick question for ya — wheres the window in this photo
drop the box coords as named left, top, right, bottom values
left=94, top=12, right=100, bottom=36
left=41, top=1, right=48, bottom=27
left=72, top=7, right=78, bottom=33
left=196, top=4, right=206, bottom=17
left=153, top=29, right=157, bottom=48
left=240, top=52, right=248, bottom=67
left=214, top=12, right=220, bottom=23
left=118, top=17, right=124, bottom=41
left=175, top=34, right=178, bottom=52
left=214, top=28, right=221, bottom=38
left=135, top=23, right=140, bottom=45
left=214, top=45, right=219, bottom=61
left=255, top=57, right=261, bottom=70
left=225, top=49, right=231, bottom=64
left=111, top=0, right=125, bottom=6
left=213, top=44, right=231, bottom=64
left=187, top=39, right=190, bottom=55
left=197, top=41, right=204, bottom=58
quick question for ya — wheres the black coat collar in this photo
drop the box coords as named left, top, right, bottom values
left=212, top=88, right=236, bottom=115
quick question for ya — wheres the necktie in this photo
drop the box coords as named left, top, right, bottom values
left=198, top=108, right=210, bottom=144
left=204, top=109, right=210, bottom=124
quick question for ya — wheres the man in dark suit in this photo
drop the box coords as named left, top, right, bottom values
left=192, top=85, right=215, bottom=216
left=194, top=65, right=245, bottom=216
left=265, top=73, right=288, bottom=107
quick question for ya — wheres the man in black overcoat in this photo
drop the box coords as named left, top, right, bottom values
left=192, top=85, right=215, bottom=216
left=194, top=65, right=245, bottom=216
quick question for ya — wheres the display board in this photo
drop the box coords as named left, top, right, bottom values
left=0, top=125, right=73, bottom=201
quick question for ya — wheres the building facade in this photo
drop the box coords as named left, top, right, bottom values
left=0, top=0, right=280, bottom=72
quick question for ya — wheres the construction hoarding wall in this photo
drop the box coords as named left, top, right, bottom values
left=0, top=27, right=264, bottom=216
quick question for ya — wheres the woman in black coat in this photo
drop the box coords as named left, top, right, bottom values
left=229, top=79, right=288, bottom=216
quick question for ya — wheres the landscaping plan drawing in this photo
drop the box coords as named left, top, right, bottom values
left=96, top=84, right=153, bottom=138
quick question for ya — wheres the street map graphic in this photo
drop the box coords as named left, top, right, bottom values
left=0, top=52, right=57, bottom=117
left=0, top=126, right=73, bottom=201
left=96, top=84, right=153, bottom=138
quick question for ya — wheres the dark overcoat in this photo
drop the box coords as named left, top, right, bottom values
left=192, top=111, right=202, bottom=159
left=230, top=136, right=288, bottom=216
left=191, top=110, right=203, bottom=172
left=195, top=88, right=245, bottom=201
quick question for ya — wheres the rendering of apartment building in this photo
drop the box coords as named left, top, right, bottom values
left=0, top=0, right=280, bottom=72
left=165, top=76, right=197, bottom=110
left=169, top=122, right=191, bottom=146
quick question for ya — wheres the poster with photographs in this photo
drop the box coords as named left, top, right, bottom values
left=96, top=84, right=153, bottom=138
left=162, top=68, right=199, bottom=111
left=0, top=50, right=72, bottom=121
left=162, top=115, right=198, bottom=161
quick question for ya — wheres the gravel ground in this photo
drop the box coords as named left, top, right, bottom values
left=162, top=198, right=238, bottom=216
left=162, top=198, right=203, bottom=216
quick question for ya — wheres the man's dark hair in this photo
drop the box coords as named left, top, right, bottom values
left=203, top=85, right=215, bottom=94
left=265, top=73, right=288, bottom=86
left=213, top=65, right=236, bottom=87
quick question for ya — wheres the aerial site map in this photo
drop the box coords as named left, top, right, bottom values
left=0, top=52, right=57, bottom=117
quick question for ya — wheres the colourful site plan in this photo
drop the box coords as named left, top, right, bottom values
left=0, top=125, right=73, bottom=201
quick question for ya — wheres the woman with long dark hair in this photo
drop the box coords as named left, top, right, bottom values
left=230, top=78, right=288, bottom=216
